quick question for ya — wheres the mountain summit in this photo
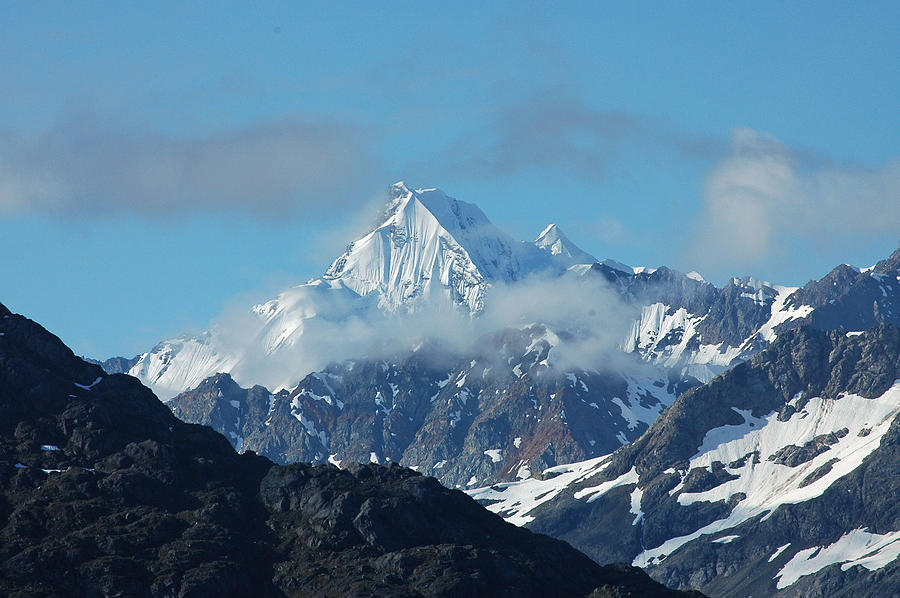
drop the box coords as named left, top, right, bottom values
left=127, top=183, right=565, bottom=398
left=324, top=182, right=553, bottom=313
left=534, top=223, right=597, bottom=266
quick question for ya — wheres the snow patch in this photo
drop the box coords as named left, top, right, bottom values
left=754, top=286, right=810, bottom=343
left=575, top=467, right=639, bottom=504
left=484, top=449, right=503, bottom=463
left=630, top=486, right=644, bottom=526
left=776, top=528, right=900, bottom=589
left=769, top=543, right=791, bottom=562
left=73, top=376, right=103, bottom=391
left=713, top=535, right=739, bottom=544
left=468, top=455, right=611, bottom=526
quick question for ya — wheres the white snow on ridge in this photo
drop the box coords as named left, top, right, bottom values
left=629, top=486, right=644, bottom=526
left=691, top=408, right=768, bottom=458
left=566, top=263, right=594, bottom=276
left=596, top=258, right=633, bottom=274
left=623, top=284, right=818, bottom=384
left=611, top=390, right=667, bottom=432
left=769, top=543, right=792, bottom=562
left=624, top=303, right=698, bottom=363
left=574, top=466, right=639, bottom=503
left=753, top=285, right=811, bottom=343
left=326, top=183, right=552, bottom=314
left=686, top=271, right=705, bottom=282
left=623, top=303, right=741, bottom=380
left=776, top=528, right=900, bottom=589
left=128, top=336, right=239, bottom=400
left=467, top=455, right=611, bottom=526
left=713, top=535, right=739, bottom=544
left=633, top=381, right=900, bottom=568
left=534, top=223, right=597, bottom=266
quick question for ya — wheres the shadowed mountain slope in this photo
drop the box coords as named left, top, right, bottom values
left=0, top=301, right=700, bottom=598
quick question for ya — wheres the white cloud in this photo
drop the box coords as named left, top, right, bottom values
left=0, top=111, right=378, bottom=218
left=203, top=270, right=639, bottom=393
left=690, top=127, right=900, bottom=273
left=433, top=93, right=638, bottom=180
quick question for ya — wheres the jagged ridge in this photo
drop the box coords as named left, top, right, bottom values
left=0, top=301, right=701, bottom=597
left=471, top=325, right=900, bottom=597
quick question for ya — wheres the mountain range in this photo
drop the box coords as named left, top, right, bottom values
left=129, top=185, right=899, bottom=489
left=84, top=182, right=900, bottom=596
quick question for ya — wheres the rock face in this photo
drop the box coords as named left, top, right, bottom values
left=783, top=247, right=900, bottom=332
left=590, top=264, right=789, bottom=381
left=471, top=325, right=900, bottom=597
left=84, top=354, right=140, bottom=374
left=170, top=326, right=695, bottom=489
left=0, top=301, right=701, bottom=598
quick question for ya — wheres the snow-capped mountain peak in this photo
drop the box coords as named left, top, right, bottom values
left=324, top=182, right=553, bottom=313
left=127, top=182, right=566, bottom=398
left=534, top=223, right=598, bottom=266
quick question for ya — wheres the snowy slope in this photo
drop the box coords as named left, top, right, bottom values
left=129, top=278, right=370, bottom=398
left=534, top=223, right=597, bottom=266
left=634, top=383, right=900, bottom=570
left=470, top=325, right=900, bottom=597
left=325, top=182, right=555, bottom=313
left=621, top=283, right=815, bottom=383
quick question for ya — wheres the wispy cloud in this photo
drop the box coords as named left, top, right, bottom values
left=0, top=110, right=379, bottom=218
left=434, top=93, right=638, bottom=179
left=689, top=128, right=900, bottom=274
left=207, top=270, right=639, bottom=393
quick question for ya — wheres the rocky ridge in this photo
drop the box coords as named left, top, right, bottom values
left=0, top=301, right=700, bottom=597
left=470, top=325, right=900, bottom=597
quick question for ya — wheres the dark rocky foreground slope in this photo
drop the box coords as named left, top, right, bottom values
left=0, top=302, right=700, bottom=598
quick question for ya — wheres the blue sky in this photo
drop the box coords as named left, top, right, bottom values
left=1, top=1, right=898, bottom=359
